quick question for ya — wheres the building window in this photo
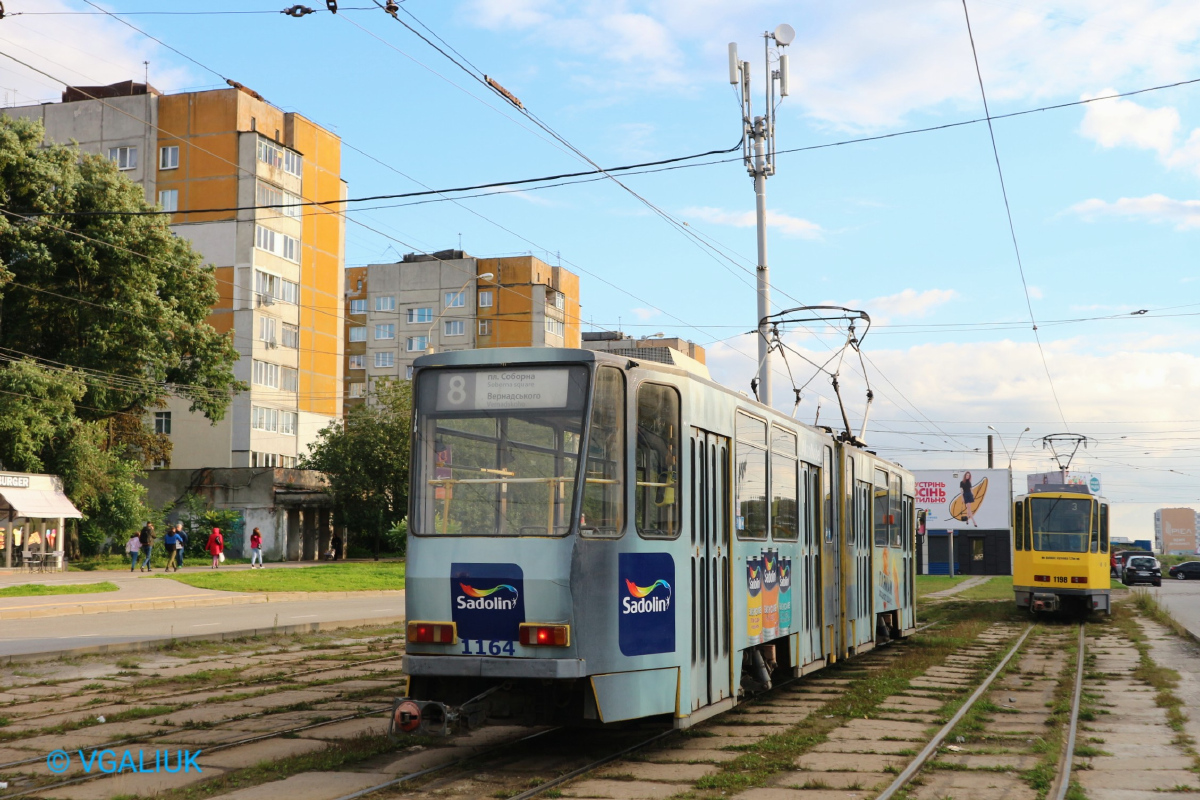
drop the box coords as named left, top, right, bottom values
left=252, top=360, right=280, bottom=388
left=257, top=137, right=303, bottom=177
left=259, top=316, right=276, bottom=344
left=551, top=290, right=565, bottom=310
left=159, top=145, right=179, bottom=170
left=375, top=323, right=395, bottom=340
left=251, top=405, right=279, bottom=431
left=280, top=411, right=297, bottom=435
left=375, top=295, right=395, bottom=312
left=256, top=227, right=300, bottom=263
left=349, top=354, right=365, bottom=369
left=545, top=318, right=565, bottom=338
left=407, top=307, right=432, bottom=324
left=157, top=189, right=178, bottom=213
left=349, top=326, right=366, bottom=343
left=254, top=270, right=298, bottom=305
left=255, top=225, right=276, bottom=254
left=444, top=320, right=465, bottom=337
left=349, top=299, right=367, bottom=315
left=405, top=365, right=414, bottom=380
left=375, top=351, right=394, bottom=368
left=108, top=146, right=137, bottom=170
left=256, top=181, right=282, bottom=210
left=444, top=291, right=464, bottom=308
left=349, top=382, right=366, bottom=398
left=478, top=290, right=493, bottom=308
left=281, top=323, right=299, bottom=349
left=154, top=411, right=171, bottom=435
left=478, top=319, right=492, bottom=336
left=281, top=367, right=298, bottom=393
left=406, top=336, right=427, bottom=352
left=281, top=234, right=299, bottom=262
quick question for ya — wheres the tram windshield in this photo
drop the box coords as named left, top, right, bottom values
left=413, top=366, right=590, bottom=536
left=1029, top=497, right=1093, bottom=553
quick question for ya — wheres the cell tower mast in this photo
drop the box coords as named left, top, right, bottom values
left=729, top=23, right=793, bottom=405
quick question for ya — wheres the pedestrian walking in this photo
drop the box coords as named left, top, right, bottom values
left=175, top=523, right=189, bottom=569
left=162, top=527, right=181, bottom=572
left=125, top=532, right=141, bottom=571
left=249, top=527, right=263, bottom=569
left=138, top=523, right=155, bottom=572
left=206, top=527, right=224, bottom=569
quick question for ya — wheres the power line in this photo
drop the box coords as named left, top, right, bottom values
left=960, top=0, right=1068, bottom=430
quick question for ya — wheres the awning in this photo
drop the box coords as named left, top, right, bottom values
left=0, top=487, right=83, bottom=519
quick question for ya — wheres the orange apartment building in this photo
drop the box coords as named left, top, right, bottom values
left=7, top=81, right=346, bottom=468
left=344, top=251, right=580, bottom=409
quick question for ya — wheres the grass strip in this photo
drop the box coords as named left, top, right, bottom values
left=155, top=562, right=407, bottom=593
left=0, top=582, right=119, bottom=598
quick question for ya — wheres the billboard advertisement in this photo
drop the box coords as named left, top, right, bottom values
left=1159, top=508, right=1197, bottom=555
left=915, top=469, right=1011, bottom=530
left=1026, top=471, right=1103, bottom=496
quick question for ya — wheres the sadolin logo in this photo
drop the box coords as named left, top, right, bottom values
left=747, top=565, right=762, bottom=591
left=457, top=583, right=519, bottom=610
left=618, top=553, right=675, bottom=656
left=622, top=578, right=672, bottom=614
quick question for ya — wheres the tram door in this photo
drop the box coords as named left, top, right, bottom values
left=803, top=464, right=822, bottom=662
left=690, top=429, right=731, bottom=710
left=821, top=445, right=841, bottom=660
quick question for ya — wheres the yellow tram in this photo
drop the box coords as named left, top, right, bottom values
left=1012, top=485, right=1111, bottom=614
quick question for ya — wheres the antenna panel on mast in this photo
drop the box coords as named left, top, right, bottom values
left=728, top=43, right=739, bottom=84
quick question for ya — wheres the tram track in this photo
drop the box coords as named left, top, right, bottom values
left=1051, top=623, right=1086, bottom=800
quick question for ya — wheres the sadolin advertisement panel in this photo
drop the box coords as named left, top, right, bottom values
left=915, top=469, right=1011, bottom=531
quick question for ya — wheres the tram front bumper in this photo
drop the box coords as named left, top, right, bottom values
left=404, top=654, right=588, bottom=679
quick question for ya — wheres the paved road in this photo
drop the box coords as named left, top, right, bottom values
left=0, top=591, right=404, bottom=658
left=1147, top=578, right=1200, bottom=639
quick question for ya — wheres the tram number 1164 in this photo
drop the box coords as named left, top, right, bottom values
left=462, top=639, right=516, bottom=656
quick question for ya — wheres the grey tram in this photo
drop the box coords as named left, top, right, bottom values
left=397, top=347, right=916, bottom=732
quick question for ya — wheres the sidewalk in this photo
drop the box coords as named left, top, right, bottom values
left=923, top=575, right=990, bottom=601
left=0, top=562, right=404, bottom=620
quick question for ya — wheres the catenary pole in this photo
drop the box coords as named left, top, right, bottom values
left=753, top=116, right=771, bottom=404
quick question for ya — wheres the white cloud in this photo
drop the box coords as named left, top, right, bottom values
left=1027, top=286, right=1044, bottom=300
left=681, top=206, right=822, bottom=239
left=0, top=2, right=194, bottom=103
left=630, top=307, right=660, bottom=321
left=1078, top=93, right=1200, bottom=176
left=868, top=288, right=957, bottom=319
left=1069, top=194, right=1200, bottom=230
left=464, top=1, right=1200, bottom=128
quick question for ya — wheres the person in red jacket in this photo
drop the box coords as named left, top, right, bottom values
left=249, top=528, right=263, bottom=569
left=206, top=527, right=224, bottom=570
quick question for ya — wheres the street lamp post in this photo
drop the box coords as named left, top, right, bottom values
left=989, top=425, right=1030, bottom=574
left=427, top=272, right=493, bottom=355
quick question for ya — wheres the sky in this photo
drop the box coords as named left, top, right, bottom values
left=2, top=0, right=1200, bottom=539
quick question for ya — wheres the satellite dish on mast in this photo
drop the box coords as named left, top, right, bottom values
left=773, top=23, right=795, bottom=46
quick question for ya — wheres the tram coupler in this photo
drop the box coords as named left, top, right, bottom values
left=388, top=683, right=506, bottom=737
left=1030, top=593, right=1060, bottom=613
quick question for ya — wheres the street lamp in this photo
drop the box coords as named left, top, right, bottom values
left=987, top=425, right=1030, bottom=470
left=427, top=272, right=493, bottom=355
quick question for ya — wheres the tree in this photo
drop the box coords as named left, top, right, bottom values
left=301, top=378, right=412, bottom=555
left=0, top=115, right=245, bottom=551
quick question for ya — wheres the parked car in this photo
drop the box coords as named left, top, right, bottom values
left=1168, top=561, right=1200, bottom=581
left=1122, top=555, right=1162, bottom=587
left=1112, top=549, right=1154, bottom=577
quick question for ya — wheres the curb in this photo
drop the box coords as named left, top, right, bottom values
left=0, top=589, right=405, bottom=620
left=0, top=614, right=407, bottom=666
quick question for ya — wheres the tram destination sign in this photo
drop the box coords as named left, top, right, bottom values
left=436, top=369, right=571, bottom=411
left=0, top=474, right=31, bottom=488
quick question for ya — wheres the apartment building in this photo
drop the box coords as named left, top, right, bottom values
left=6, top=81, right=346, bottom=469
left=344, top=251, right=580, bottom=408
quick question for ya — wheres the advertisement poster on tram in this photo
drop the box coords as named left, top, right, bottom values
left=914, top=469, right=1011, bottom=531
left=1026, top=470, right=1103, bottom=496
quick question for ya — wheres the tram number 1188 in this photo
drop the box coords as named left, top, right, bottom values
left=462, top=639, right=516, bottom=656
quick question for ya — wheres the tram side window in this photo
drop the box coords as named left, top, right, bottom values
left=1100, top=503, right=1109, bottom=553
left=804, top=464, right=819, bottom=547
left=1014, top=501, right=1024, bottom=551
left=771, top=428, right=799, bottom=540
left=635, top=383, right=681, bottom=538
left=1090, top=501, right=1100, bottom=553
left=735, top=412, right=768, bottom=540
left=873, top=469, right=889, bottom=546
left=889, top=474, right=903, bottom=547
left=822, top=446, right=834, bottom=543
left=582, top=366, right=624, bottom=537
